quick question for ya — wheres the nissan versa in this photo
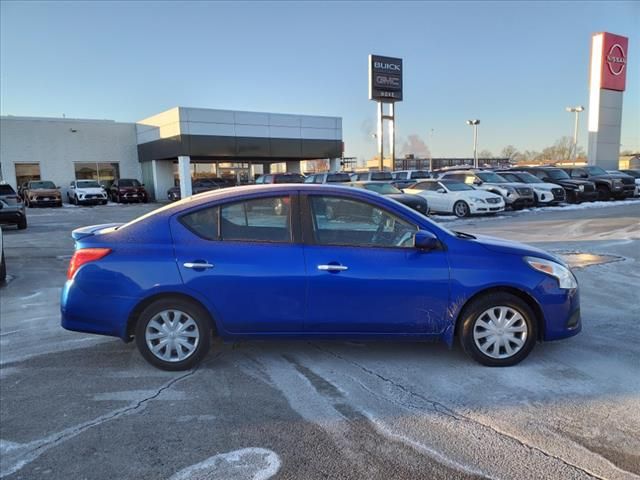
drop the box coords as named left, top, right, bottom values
left=61, top=184, right=581, bottom=370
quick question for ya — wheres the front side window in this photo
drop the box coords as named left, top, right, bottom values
left=570, top=169, right=586, bottom=178
left=477, top=172, right=508, bottom=183
left=586, top=166, right=607, bottom=176
left=220, top=196, right=291, bottom=243
left=309, top=196, right=417, bottom=248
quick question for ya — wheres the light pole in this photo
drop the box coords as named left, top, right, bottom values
left=428, top=128, right=435, bottom=171
left=466, top=119, right=480, bottom=168
left=565, top=106, right=584, bottom=166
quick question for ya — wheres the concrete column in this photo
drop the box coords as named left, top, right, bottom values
left=285, top=160, right=301, bottom=173
left=263, top=163, right=271, bottom=174
left=151, top=160, right=175, bottom=202
left=329, top=158, right=341, bottom=171
left=178, top=156, right=192, bottom=198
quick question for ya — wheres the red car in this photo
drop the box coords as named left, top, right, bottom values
left=109, top=179, right=148, bottom=203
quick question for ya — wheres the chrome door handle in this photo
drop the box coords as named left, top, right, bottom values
left=183, top=262, right=214, bottom=269
left=317, top=264, right=348, bottom=271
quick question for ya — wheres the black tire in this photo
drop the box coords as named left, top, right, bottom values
left=26, top=197, right=32, bottom=208
left=134, top=298, right=212, bottom=371
left=101, top=200, right=107, bottom=205
left=73, top=195, right=78, bottom=206
left=459, top=292, right=537, bottom=367
left=17, top=217, right=27, bottom=230
left=453, top=200, right=470, bottom=218
left=597, top=185, right=610, bottom=201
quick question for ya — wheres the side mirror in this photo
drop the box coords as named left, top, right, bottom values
left=414, top=230, right=440, bottom=251
left=473, top=179, right=483, bottom=186
left=437, top=188, right=446, bottom=193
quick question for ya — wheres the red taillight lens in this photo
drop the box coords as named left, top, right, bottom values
left=67, top=248, right=111, bottom=280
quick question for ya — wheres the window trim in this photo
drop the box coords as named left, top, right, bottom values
left=300, top=193, right=419, bottom=250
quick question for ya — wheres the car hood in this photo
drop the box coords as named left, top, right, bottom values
left=29, top=188, right=60, bottom=195
left=461, top=189, right=502, bottom=199
left=484, top=182, right=527, bottom=189
left=387, top=193, right=426, bottom=204
left=76, top=187, right=104, bottom=194
left=471, top=234, right=563, bottom=264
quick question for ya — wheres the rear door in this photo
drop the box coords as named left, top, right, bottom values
left=171, top=194, right=306, bottom=334
left=302, top=193, right=450, bottom=334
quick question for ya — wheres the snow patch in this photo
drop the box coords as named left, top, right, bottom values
left=168, top=448, right=281, bottom=480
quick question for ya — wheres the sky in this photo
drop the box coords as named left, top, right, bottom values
left=1, top=0, right=639, bottom=162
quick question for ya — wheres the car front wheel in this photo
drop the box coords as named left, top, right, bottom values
left=135, top=298, right=212, bottom=371
left=453, top=200, right=470, bottom=218
left=459, top=293, right=537, bottom=366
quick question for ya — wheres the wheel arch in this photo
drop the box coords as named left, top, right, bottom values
left=453, top=286, right=545, bottom=341
left=125, top=292, right=219, bottom=340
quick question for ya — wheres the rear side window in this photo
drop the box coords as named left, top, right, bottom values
left=220, top=197, right=291, bottom=243
left=180, top=207, right=220, bottom=240
left=327, top=174, right=351, bottom=183
left=371, top=172, right=392, bottom=181
left=411, top=171, right=430, bottom=179
left=274, top=174, right=305, bottom=184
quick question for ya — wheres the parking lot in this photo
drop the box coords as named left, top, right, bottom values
left=1, top=200, right=639, bottom=480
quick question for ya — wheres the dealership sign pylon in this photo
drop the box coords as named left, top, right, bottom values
left=587, top=32, right=629, bottom=170
left=369, top=55, right=403, bottom=171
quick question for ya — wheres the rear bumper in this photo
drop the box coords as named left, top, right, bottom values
left=61, top=280, right=135, bottom=339
left=0, top=209, right=26, bottom=224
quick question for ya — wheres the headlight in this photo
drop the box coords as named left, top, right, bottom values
left=578, top=185, right=585, bottom=191
left=470, top=197, right=486, bottom=203
left=525, top=256, right=577, bottom=289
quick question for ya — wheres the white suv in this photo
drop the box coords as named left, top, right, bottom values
left=68, top=180, right=108, bottom=205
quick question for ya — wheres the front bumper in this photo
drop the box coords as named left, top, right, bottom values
left=469, top=201, right=505, bottom=214
left=534, top=277, right=582, bottom=341
left=30, top=198, right=62, bottom=207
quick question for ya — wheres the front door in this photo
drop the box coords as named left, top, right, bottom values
left=302, top=194, right=450, bottom=334
left=171, top=194, right=306, bottom=334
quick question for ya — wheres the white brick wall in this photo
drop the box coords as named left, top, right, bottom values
left=0, top=116, right=141, bottom=199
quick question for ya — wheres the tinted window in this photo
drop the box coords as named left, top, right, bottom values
left=547, top=169, right=570, bottom=180
left=444, top=173, right=466, bottom=182
left=327, top=173, right=351, bottom=183
left=363, top=183, right=402, bottom=194
left=220, top=197, right=291, bottom=242
left=410, top=171, right=430, bottom=179
left=29, top=181, right=56, bottom=189
left=370, top=172, right=393, bottom=181
left=477, top=172, right=508, bottom=183
left=443, top=181, right=473, bottom=191
left=570, top=169, right=586, bottom=178
left=393, top=172, right=408, bottom=180
left=119, top=179, right=141, bottom=187
left=304, top=175, right=315, bottom=183
left=274, top=174, right=305, bottom=184
left=309, top=196, right=416, bottom=248
left=181, top=207, right=219, bottom=241
left=498, top=173, right=520, bottom=183
left=586, top=166, right=607, bottom=176
left=77, top=180, right=101, bottom=188
left=0, top=185, right=17, bottom=195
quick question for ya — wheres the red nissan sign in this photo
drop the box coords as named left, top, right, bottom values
left=595, top=32, right=628, bottom=91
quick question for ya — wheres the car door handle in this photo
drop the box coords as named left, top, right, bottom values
left=183, top=262, right=215, bottom=269
left=317, top=264, right=348, bottom=272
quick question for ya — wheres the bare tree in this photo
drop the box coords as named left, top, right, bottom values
left=501, top=145, right=519, bottom=160
left=479, top=149, right=493, bottom=159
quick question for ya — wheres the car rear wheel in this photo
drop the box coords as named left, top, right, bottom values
left=459, top=292, right=537, bottom=366
left=135, top=298, right=212, bottom=371
left=453, top=201, right=470, bottom=218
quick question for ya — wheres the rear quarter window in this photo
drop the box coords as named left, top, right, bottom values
left=180, top=207, right=220, bottom=240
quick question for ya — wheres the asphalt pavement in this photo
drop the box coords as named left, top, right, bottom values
left=1, top=201, right=639, bottom=480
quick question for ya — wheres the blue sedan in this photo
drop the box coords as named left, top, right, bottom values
left=61, top=184, right=581, bottom=370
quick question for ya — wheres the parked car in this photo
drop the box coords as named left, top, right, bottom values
left=404, top=179, right=504, bottom=217
left=168, top=178, right=224, bottom=202
left=619, top=169, right=640, bottom=196
left=304, top=172, right=352, bottom=183
left=495, top=171, right=566, bottom=205
left=0, top=226, right=5, bottom=283
left=61, top=184, right=581, bottom=370
left=516, top=167, right=597, bottom=203
left=20, top=180, right=63, bottom=208
left=350, top=181, right=429, bottom=215
left=561, top=166, right=635, bottom=200
left=109, top=179, right=148, bottom=203
left=438, top=169, right=535, bottom=209
left=0, top=184, right=27, bottom=229
left=391, top=170, right=432, bottom=189
left=68, top=180, right=108, bottom=205
left=255, top=173, right=306, bottom=184
left=352, top=171, right=394, bottom=182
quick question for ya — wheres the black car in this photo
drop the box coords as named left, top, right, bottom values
left=167, top=178, right=225, bottom=202
left=350, top=181, right=429, bottom=215
left=517, top=167, right=597, bottom=203
left=561, top=166, right=635, bottom=200
left=255, top=173, right=306, bottom=184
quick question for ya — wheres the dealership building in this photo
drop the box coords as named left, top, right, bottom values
left=0, top=107, right=343, bottom=201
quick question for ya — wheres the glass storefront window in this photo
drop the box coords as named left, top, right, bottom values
left=74, top=162, right=120, bottom=188
left=15, top=163, right=41, bottom=188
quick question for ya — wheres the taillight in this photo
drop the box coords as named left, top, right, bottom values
left=67, top=248, right=111, bottom=280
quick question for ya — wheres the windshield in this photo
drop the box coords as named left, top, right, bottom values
left=477, top=172, right=508, bottom=183
left=119, top=179, right=141, bottom=187
left=444, top=181, right=474, bottom=191
left=30, top=181, right=56, bottom=189
left=327, top=174, right=351, bottom=183
left=274, top=174, right=305, bottom=184
left=364, top=183, right=402, bottom=194
left=77, top=180, right=100, bottom=188
left=585, top=166, right=607, bottom=176
left=370, top=172, right=393, bottom=181
left=547, top=169, right=570, bottom=180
